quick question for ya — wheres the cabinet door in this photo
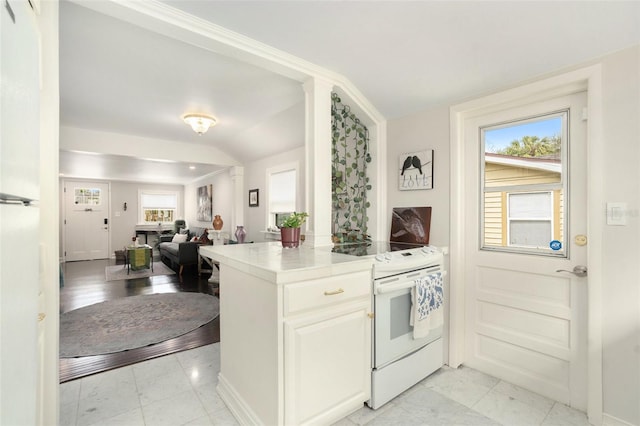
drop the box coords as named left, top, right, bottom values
left=284, top=301, right=371, bottom=425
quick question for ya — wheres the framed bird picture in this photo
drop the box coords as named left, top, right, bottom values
left=398, top=150, right=433, bottom=191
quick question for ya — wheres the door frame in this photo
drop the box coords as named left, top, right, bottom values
left=449, top=65, right=603, bottom=425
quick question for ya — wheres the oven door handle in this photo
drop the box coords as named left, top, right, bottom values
left=375, top=270, right=446, bottom=295
left=376, top=281, right=417, bottom=295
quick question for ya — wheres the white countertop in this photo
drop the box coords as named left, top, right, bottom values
left=199, top=242, right=373, bottom=284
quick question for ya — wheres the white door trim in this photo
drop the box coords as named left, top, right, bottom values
left=449, top=64, right=603, bottom=425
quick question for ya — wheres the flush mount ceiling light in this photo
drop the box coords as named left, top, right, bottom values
left=182, top=113, right=217, bottom=135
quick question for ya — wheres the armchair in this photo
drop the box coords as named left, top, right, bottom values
left=173, top=219, right=187, bottom=234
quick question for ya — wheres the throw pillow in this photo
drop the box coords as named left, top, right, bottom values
left=172, top=233, right=188, bottom=243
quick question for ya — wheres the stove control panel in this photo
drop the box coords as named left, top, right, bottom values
left=373, top=245, right=444, bottom=278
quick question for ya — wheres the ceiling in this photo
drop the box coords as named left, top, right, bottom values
left=59, top=0, right=640, bottom=184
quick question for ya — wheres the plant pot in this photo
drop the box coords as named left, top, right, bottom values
left=280, top=227, right=301, bottom=248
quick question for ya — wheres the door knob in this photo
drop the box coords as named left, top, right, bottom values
left=556, top=265, right=588, bottom=277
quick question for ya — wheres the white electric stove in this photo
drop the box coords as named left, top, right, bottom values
left=333, top=241, right=446, bottom=409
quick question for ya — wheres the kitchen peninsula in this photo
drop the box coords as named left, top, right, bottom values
left=199, top=242, right=374, bottom=425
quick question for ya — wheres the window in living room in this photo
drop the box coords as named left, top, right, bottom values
left=266, top=164, right=297, bottom=228
left=139, top=191, right=179, bottom=224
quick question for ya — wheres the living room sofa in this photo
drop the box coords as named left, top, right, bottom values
left=158, top=227, right=210, bottom=276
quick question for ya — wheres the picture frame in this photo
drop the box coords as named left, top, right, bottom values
left=197, top=184, right=213, bottom=222
left=398, top=149, right=434, bottom=191
left=249, top=188, right=259, bottom=207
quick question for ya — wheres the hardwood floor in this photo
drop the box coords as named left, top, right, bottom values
left=59, top=258, right=220, bottom=383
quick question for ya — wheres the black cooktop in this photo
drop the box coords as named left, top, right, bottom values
left=332, top=241, right=426, bottom=257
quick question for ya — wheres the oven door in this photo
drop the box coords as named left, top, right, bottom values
left=374, top=266, right=442, bottom=369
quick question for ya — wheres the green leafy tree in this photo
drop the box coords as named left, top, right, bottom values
left=497, top=135, right=561, bottom=158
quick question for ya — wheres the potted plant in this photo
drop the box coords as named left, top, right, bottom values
left=279, top=212, right=309, bottom=248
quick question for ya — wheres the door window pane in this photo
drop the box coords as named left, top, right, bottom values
left=481, top=112, right=567, bottom=256
left=74, top=188, right=101, bottom=206
left=484, top=116, right=562, bottom=187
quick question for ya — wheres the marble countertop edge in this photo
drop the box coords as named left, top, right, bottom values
left=199, top=242, right=373, bottom=284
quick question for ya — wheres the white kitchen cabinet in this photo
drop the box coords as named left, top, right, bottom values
left=284, top=299, right=371, bottom=425
left=202, top=243, right=372, bottom=426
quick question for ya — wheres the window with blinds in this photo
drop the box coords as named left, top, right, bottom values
left=267, top=165, right=298, bottom=228
left=139, top=191, right=178, bottom=224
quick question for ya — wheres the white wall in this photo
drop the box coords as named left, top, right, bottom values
left=599, top=46, right=640, bottom=426
left=109, top=181, right=184, bottom=248
left=387, top=106, right=451, bottom=248
left=243, top=147, right=306, bottom=243
left=387, top=105, right=452, bottom=365
left=184, top=170, right=234, bottom=237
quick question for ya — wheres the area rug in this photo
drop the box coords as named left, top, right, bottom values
left=105, top=262, right=175, bottom=281
left=60, top=292, right=220, bottom=358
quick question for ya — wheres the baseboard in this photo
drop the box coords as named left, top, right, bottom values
left=603, top=413, right=637, bottom=426
left=217, top=373, right=264, bottom=425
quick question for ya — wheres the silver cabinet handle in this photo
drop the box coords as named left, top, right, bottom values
left=556, top=265, right=588, bottom=277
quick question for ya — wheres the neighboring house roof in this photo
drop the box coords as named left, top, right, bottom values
left=485, top=153, right=561, bottom=174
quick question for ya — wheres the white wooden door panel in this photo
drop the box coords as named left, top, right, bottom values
left=475, top=263, right=572, bottom=317
left=476, top=301, right=570, bottom=352
left=474, top=334, right=570, bottom=403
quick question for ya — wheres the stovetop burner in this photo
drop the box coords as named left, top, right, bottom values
left=332, top=241, right=426, bottom=257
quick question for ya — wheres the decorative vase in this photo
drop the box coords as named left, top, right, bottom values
left=280, top=227, right=301, bottom=248
left=235, top=225, right=246, bottom=244
left=212, top=215, right=223, bottom=230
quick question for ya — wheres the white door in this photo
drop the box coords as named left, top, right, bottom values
left=64, top=180, right=110, bottom=261
left=463, top=91, right=588, bottom=409
left=1, top=1, right=42, bottom=423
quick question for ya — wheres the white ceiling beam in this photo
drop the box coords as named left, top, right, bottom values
left=60, top=126, right=240, bottom=167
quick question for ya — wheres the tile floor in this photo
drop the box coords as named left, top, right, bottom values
left=61, top=343, right=591, bottom=426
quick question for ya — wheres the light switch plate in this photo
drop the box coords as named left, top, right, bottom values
left=607, top=202, right=627, bottom=226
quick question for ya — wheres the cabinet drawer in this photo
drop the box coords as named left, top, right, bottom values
left=284, top=271, right=371, bottom=315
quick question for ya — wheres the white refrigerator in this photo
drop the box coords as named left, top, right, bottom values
left=1, top=0, right=42, bottom=424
